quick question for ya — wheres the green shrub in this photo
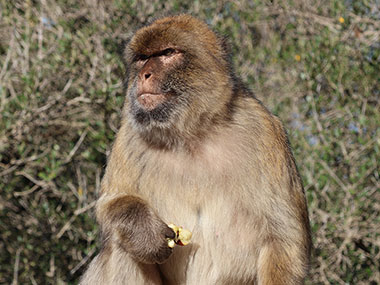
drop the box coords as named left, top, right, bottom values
left=1, top=1, right=379, bottom=284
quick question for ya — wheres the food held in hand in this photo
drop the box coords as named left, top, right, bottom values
left=167, top=224, right=192, bottom=248
left=167, top=239, right=176, bottom=248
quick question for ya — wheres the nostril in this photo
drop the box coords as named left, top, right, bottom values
left=144, top=73, right=151, bottom=80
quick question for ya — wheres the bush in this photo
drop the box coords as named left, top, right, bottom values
left=0, top=0, right=379, bottom=284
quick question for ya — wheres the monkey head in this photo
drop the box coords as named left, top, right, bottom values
left=123, top=15, right=234, bottom=148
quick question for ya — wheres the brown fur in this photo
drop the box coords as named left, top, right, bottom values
left=80, top=14, right=311, bottom=285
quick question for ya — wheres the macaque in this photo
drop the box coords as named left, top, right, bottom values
left=81, top=14, right=311, bottom=285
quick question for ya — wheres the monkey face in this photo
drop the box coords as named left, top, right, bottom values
left=123, top=15, right=233, bottom=148
left=127, top=46, right=189, bottom=127
left=135, top=48, right=183, bottom=111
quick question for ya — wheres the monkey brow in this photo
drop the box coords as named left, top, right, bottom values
left=134, top=54, right=149, bottom=61
left=134, top=48, right=178, bottom=62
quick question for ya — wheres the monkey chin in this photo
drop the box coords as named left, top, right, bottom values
left=130, top=94, right=176, bottom=130
left=137, top=93, right=172, bottom=111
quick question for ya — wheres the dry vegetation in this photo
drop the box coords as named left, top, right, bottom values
left=0, top=0, right=379, bottom=284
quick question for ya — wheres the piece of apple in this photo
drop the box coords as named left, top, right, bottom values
left=167, top=223, right=192, bottom=247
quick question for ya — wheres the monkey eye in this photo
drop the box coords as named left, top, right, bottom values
left=160, top=48, right=176, bottom=57
left=135, top=54, right=149, bottom=62
left=133, top=48, right=178, bottom=65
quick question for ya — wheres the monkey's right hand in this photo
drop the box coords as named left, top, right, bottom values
left=104, top=195, right=176, bottom=264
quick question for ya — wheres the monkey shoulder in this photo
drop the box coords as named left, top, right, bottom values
left=228, top=95, right=297, bottom=177
left=231, top=95, right=288, bottom=145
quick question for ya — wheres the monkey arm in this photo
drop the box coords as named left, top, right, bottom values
left=235, top=99, right=311, bottom=284
left=251, top=173, right=310, bottom=284
left=96, top=194, right=175, bottom=264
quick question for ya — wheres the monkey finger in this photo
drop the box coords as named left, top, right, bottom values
left=163, top=225, right=176, bottom=239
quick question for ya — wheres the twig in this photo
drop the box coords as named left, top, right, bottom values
left=56, top=215, right=76, bottom=239
left=74, top=200, right=96, bottom=215
left=67, top=96, right=92, bottom=105
left=0, top=33, right=15, bottom=81
left=320, top=161, right=349, bottom=192
left=289, top=10, right=340, bottom=34
left=0, top=165, right=18, bottom=177
left=15, top=171, right=49, bottom=189
left=310, top=93, right=327, bottom=144
left=0, top=148, right=51, bottom=177
left=14, top=184, right=40, bottom=197
left=351, top=165, right=378, bottom=191
left=61, top=78, right=73, bottom=95
left=64, top=130, right=88, bottom=164
left=12, top=248, right=21, bottom=285
left=45, top=255, right=55, bottom=278
left=348, top=138, right=377, bottom=161
left=29, top=275, right=37, bottom=285
left=348, top=12, right=380, bottom=26
left=70, top=247, right=97, bottom=275
left=56, top=201, right=96, bottom=239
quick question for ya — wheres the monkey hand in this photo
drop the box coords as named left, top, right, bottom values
left=125, top=214, right=176, bottom=264
left=167, top=224, right=192, bottom=248
left=105, top=197, right=176, bottom=264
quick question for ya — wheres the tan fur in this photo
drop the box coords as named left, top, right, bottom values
left=81, top=14, right=311, bottom=285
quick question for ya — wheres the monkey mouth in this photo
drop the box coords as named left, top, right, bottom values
left=137, top=93, right=172, bottom=111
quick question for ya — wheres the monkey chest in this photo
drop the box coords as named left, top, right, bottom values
left=138, top=157, right=260, bottom=245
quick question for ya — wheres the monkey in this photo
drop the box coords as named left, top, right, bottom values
left=80, top=14, right=311, bottom=285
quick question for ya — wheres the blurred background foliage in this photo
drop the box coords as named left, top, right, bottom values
left=0, top=0, right=379, bottom=284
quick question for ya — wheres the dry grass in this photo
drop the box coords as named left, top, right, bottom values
left=0, top=0, right=379, bottom=284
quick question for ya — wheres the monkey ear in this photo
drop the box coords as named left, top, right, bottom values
left=220, top=36, right=232, bottom=56
left=117, top=34, right=132, bottom=90
left=118, top=38, right=130, bottom=61
left=118, top=30, right=138, bottom=86
left=120, top=32, right=134, bottom=59
left=219, top=35, right=235, bottom=75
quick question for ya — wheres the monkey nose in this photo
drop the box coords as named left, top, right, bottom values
left=144, top=73, right=151, bottom=80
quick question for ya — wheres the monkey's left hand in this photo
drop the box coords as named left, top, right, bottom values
left=105, top=195, right=176, bottom=264
left=122, top=215, right=176, bottom=264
